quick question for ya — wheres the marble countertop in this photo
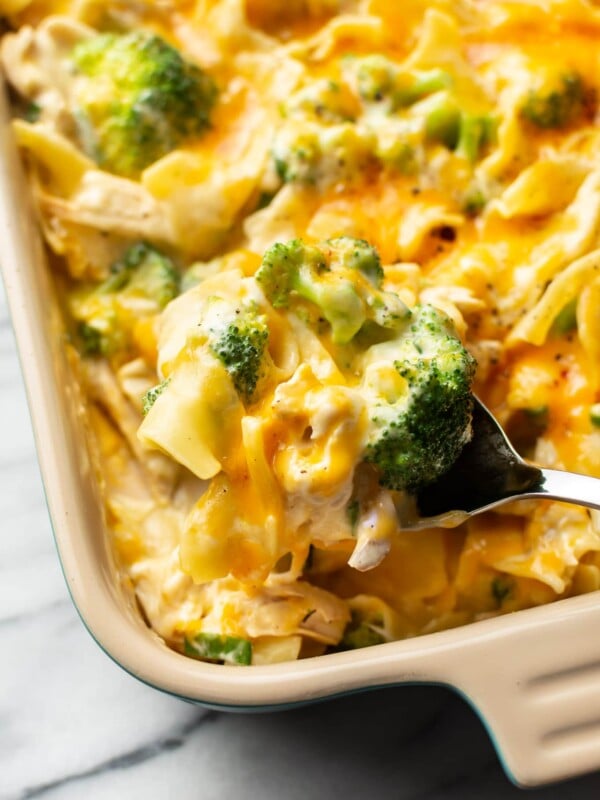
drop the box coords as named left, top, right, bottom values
left=2, top=279, right=600, bottom=800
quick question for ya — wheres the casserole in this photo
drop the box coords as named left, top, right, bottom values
left=5, top=82, right=600, bottom=791
left=3, top=5, right=600, bottom=787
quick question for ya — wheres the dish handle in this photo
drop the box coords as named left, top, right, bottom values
left=443, top=596, right=600, bottom=786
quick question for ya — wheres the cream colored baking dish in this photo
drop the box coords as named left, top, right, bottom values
left=3, top=80, right=600, bottom=788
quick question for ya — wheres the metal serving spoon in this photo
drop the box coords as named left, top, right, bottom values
left=397, top=396, right=600, bottom=531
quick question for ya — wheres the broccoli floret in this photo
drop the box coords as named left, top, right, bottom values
left=284, top=79, right=355, bottom=123
left=521, top=72, right=585, bottom=129
left=184, top=633, right=252, bottom=665
left=421, top=94, right=496, bottom=161
left=71, top=31, right=217, bottom=177
left=364, top=305, right=476, bottom=492
left=118, top=242, right=180, bottom=307
left=352, top=55, right=396, bottom=104
left=78, top=320, right=109, bottom=355
left=349, top=55, right=451, bottom=110
left=455, top=113, right=497, bottom=163
left=339, top=610, right=386, bottom=650
left=322, top=236, right=383, bottom=285
left=257, top=239, right=363, bottom=342
left=210, top=308, right=269, bottom=404
left=72, top=242, right=179, bottom=356
left=24, top=101, right=41, bottom=123
left=375, top=136, right=420, bottom=175
left=273, top=129, right=321, bottom=184
left=142, top=378, right=171, bottom=415
left=196, top=296, right=271, bottom=404
left=255, top=239, right=309, bottom=307
left=271, top=122, right=375, bottom=187
left=256, top=237, right=409, bottom=344
left=96, top=242, right=179, bottom=312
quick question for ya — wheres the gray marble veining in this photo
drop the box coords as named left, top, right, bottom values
left=2, top=279, right=600, bottom=800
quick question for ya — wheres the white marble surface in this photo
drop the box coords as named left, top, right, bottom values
left=3, top=277, right=600, bottom=800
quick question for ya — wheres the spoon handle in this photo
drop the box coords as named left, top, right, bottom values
left=526, top=468, right=600, bottom=511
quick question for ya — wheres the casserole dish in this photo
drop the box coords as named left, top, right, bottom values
left=5, top=3, right=600, bottom=783
left=4, top=80, right=600, bottom=790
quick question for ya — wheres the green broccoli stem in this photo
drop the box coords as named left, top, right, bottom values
left=455, top=113, right=495, bottom=163
left=294, top=265, right=366, bottom=344
left=423, top=94, right=461, bottom=148
left=550, top=298, right=577, bottom=336
left=394, top=68, right=452, bottom=107
left=521, top=73, right=585, bottom=130
left=423, top=95, right=495, bottom=161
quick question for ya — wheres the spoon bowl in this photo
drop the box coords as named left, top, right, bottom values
left=398, top=397, right=600, bottom=530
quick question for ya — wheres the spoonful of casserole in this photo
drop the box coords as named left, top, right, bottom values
left=397, top=395, right=600, bottom=531
left=137, top=235, right=599, bottom=577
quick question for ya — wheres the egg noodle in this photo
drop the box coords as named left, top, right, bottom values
left=3, top=0, right=600, bottom=666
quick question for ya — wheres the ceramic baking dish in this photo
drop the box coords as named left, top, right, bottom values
left=3, top=80, right=600, bottom=788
